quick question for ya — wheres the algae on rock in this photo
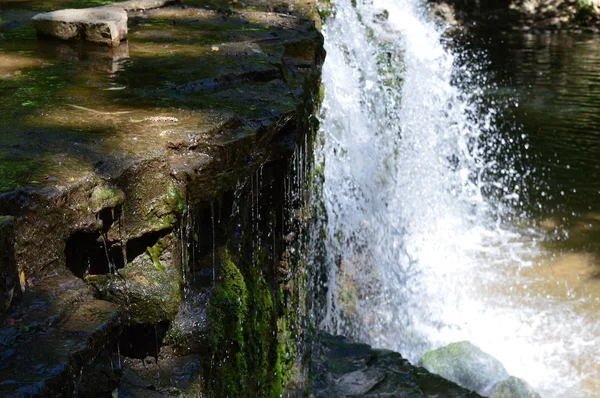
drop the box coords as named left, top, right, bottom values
left=204, top=249, right=284, bottom=397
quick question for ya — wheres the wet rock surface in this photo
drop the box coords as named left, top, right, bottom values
left=0, top=275, right=121, bottom=397
left=419, top=342, right=543, bottom=398
left=118, top=349, right=203, bottom=397
left=0, top=0, right=323, bottom=395
left=311, top=332, right=482, bottom=398
left=419, top=341, right=509, bottom=396
left=32, top=8, right=128, bottom=46
left=0, top=0, right=323, bottom=287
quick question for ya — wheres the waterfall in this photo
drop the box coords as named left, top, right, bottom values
left=314, top=1, right=598, bottom=397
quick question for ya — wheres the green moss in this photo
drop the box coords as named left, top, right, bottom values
left=146, top=246, right=165, bottom=271
left=206, top=248, right=287, bottom=397
left=0, top=157, right=42, bottom=193
left=207, top=251, right=249, bottom=396
left=166, top=184, right=185, bottom=214
left=90, top=186, right=123, bottom=213
left=145, top=185, right=185, bottom=230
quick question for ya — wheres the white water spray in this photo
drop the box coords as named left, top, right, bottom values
left=315, top=1, right=599, bottom=397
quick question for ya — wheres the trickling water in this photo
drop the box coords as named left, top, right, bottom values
left=315, top=1, right=600, bottom=397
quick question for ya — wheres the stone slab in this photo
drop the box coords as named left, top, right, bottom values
left=32, top=8, right=127, bottom=47
left=108, top=0, right=179, bottom=10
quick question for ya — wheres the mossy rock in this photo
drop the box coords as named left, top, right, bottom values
left=204, top=250, right=283, bottom=397
left=90, top=185, right=125, bottom=213
left=144, top=184, right=185, bottom=231
left=420, top=341, right=509, bottom=396
left=86, top=243, right=182, bottom=324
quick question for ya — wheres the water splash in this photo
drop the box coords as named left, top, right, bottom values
left=314, top=0, right=599, bottom=396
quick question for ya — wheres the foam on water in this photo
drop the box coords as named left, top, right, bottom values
left=315, top=0, right=600, bottom=396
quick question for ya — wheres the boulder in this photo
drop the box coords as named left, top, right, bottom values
left=491, top=376, right=541, bottom=398
left=32, top=8, right=127, bottom=47
left=419, top=341, right=509, bottom=396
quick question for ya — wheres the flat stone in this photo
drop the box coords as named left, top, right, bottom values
left=108, top=0, right=178, bottom=10
left=32, top=8, right=127, bottom=47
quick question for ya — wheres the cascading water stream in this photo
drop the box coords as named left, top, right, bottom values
left=314, top=1, right=600, bottom=397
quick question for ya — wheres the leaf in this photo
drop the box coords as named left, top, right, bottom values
left=19, top=270, right=26, bottom=292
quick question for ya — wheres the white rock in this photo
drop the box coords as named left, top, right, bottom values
left=107, top=0, right=177, bottom=10
left=32, top=8, right=127, bottom=47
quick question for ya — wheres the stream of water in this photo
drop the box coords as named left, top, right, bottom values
left=314, top=1, right=600, bottom=397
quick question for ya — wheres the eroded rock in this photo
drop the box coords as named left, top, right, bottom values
left=32, top=8, right=128, bottom=47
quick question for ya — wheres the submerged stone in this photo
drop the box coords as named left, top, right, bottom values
left=32, top=8, right=128, bottom=47
left=419, top=341, right=509, bottom=396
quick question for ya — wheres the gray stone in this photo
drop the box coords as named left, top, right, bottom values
left=32, top=8, right=127, bottom=47
left=419, top=341, right=509, bottom=396
left=108, top=0, right=178, bottom=10
left=491, top=376, right=541, bottom=398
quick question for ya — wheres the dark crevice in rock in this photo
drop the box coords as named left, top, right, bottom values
left=99, top=205, right=122, bottom=234
left=126, top=228, right=172, bottom=263
left=65, top=231, right=125, bottom=278
left=120, top=321, right=170, bottom=359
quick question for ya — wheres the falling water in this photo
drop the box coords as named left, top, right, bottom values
left=315, top=0, right=600, bottom=397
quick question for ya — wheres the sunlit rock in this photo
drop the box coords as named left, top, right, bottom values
left=108, top=0, right=178, bottom=10
left=491, top=376, right=541, bottom=398
left=419, top=341, right=509, bottom=396
left=32, top=8, right=128, bottom=47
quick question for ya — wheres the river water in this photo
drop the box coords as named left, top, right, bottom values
left=314, top=1, right=600, bottom=397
